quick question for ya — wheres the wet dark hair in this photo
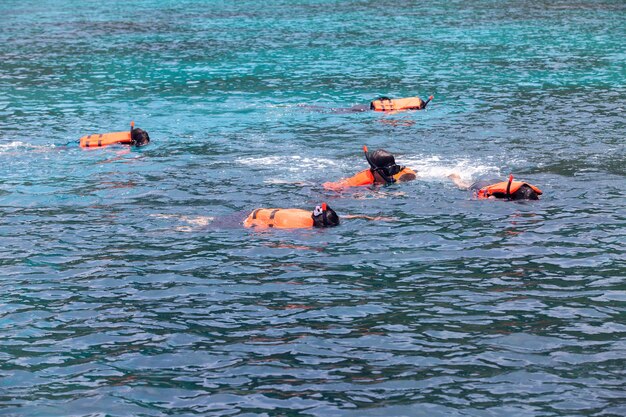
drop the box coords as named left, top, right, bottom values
left=367, top=149, right=402, bottom=180
left=312, top=205, right=340, bottom=228
left=130, top=128, right=150, bottom=147
left=511, top=184, right=539, bottom=200
left=369, top=149, right=396, bottom=168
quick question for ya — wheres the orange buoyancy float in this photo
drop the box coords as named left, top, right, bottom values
left=477, top=181, right=543, bottom=199
left=323, top=167, right=416, bottom=190
left=80, top=131, right=132, bottom=148
left=394, top=167, right=417, bottom=182
left=323, top=169, right=374, bottom=190
left=243, top=208, right=315, bottom=229
left=370, top=96, right=427, bottom=112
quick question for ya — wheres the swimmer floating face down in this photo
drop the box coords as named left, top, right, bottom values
left=370, top=95, right=434, bottom=112
left=243, top=203, right=339, bottom=229
left=448, top=174, right=542, bottom=200
left=80, top=121, right=150, bottom=148
left=476, top=175, right=542, bottom=200
left=323, top=146, right=417, bottom=191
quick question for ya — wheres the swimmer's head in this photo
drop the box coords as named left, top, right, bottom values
left=366, top=149, right=402, bottom=180
left=312, top=203, right=339, bottom=228
left=130, top=128, right=150, bottom=147
left=510, top=184, right=540, bottom=200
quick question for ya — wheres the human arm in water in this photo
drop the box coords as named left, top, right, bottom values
left=343, top=214, right=398, bottom=221
left=447, top=173, right=473, bottom=190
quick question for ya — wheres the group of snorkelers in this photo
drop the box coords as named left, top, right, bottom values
left=80, top=95, right=542, bottom=230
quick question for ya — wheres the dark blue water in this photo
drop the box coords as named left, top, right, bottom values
left=1, top=0, right=625, bottom=416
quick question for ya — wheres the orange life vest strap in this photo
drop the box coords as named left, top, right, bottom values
left=250, top=208, right=279, bottom=227
left=268, top=209, right=279, bottom=228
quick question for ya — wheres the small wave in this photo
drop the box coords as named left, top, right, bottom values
left=0, top=141, right=55, bottom=153
left=237, top=154, right=498, bottom=184
left=236, top=155, right=339, bottom=173
left=403, top=155, right=500, bottom=182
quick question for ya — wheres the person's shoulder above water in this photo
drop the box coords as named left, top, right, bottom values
left=243, top=203, right=340, bottom=229
left=79, top=121, right=150, bottom=148
left=323, top=145, right=416, bottom=191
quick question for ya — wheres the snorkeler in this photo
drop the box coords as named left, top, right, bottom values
left=302, top=95, right=434, bottom=113
left=79, top=121, right=150, bottom=148
left=369, top=95, right=434, bottom=112
left=244, top=203, right=340, bottom=229
left=448, top=174, right=543, bottom=200
left=329, top=95, right=434, bottom=113
left=152, top=203, right=395, bottom=231
left=323, top=146, right=417, bottom=191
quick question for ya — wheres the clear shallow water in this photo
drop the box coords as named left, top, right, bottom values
left=1, top=0, right=625, bottom=416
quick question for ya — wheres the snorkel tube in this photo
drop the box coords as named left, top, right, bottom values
left=423, top=95, right=434, bottom=109
left=320, top=202, right=329, bottom=226
left=129, top=121, right=137, bottom=146
left=363, top=145, right=396, bottom=185
left=506, top=174, right=513, bottom=200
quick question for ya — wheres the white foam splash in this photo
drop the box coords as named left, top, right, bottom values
left=0, top=141, right=27, bottom=152
left=237, top=154, right=499, bottom=184
left=0, top=141, right=55, bottom=153
left=236, top=155, right=338, bottom=173
left=402, top=155, right=500, bottom=182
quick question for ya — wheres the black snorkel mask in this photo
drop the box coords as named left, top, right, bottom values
left=363, top=145, right=402, bottom=185
left=129, top=121, right=150, bottom=147
left=312, top=203, right=338, bottom=228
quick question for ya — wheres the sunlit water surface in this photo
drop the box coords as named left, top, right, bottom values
left=1, top=0, right=625, bottom=416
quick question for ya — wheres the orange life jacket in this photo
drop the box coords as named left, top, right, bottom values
left=80, top=131, right=132, bottom=148
left=243, top=208, right=314, bottom=229
left=370, top=97, right=426, bottom=112
left=323, top=167, right=416, bottom=190
left=477, top=181, right=543, bottom=199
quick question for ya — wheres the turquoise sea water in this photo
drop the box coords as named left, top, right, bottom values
left=1, top=0, right=625, bottom=416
